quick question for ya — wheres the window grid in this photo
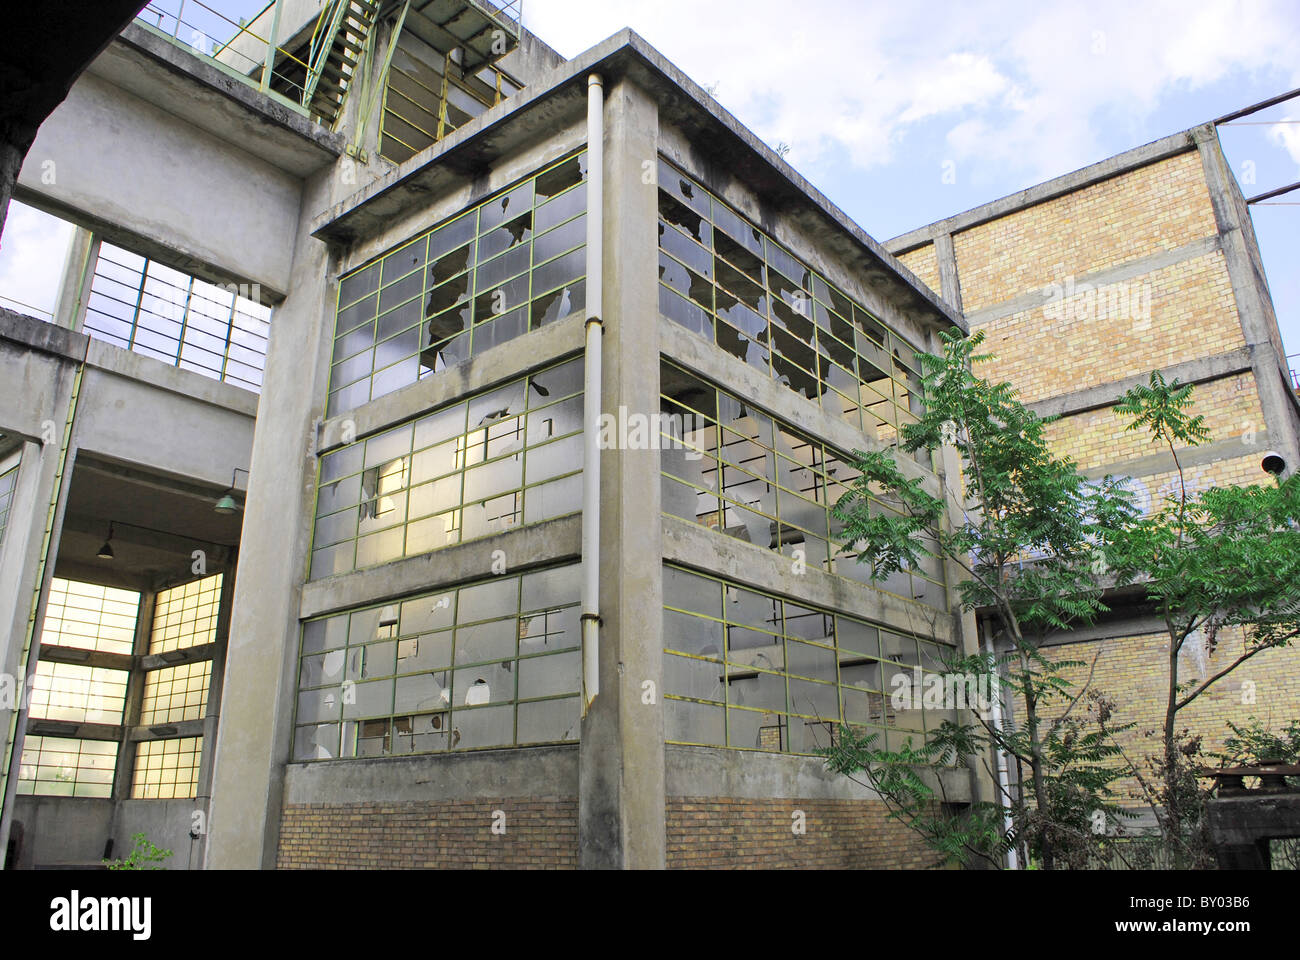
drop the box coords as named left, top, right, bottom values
left=293, top=564, right=582, bottom=761
left=0, top=460, right=17, bottom=549
left=327, top=151, right=590, bottom=417
left=656, top=157, right=927, bottom=462
left=139, top=661, right=213, bottom=725
left=662, top=563, right=953, bottom=756
left=16, top=736, right=118, bottom=798
left=29, top=661, right=129, bottom=725
left=131, top=736, right=202, bottom=800
left=310, top=357, right=584, bottom=579
left=83, top=243, right=270, bottom=392
left=41, top=578, right=141, bottom=655
left=149, top=573, right=223, bottom=654
left=660, top=361, right=946, bottom=608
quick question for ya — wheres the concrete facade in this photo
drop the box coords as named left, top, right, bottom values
left=2, top=3, right=1292, bottom=871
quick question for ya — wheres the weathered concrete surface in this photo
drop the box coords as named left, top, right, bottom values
left=578, top=78, right=666, bottom=870
left=1206, top=793, right=1300, bottom=869
left=8, top=797, right=115, bottom=868
left=666, top=744, right=971, bottom=802
left=284, top=744, right=579, bottom=805
left=18, top=70, right=305, bottom=300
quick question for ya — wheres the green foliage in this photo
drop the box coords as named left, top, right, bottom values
left=103, top=832, right=173, bottom=871
left=823, top=329, right=1141, bottom=869
left=1106, top=373, right=1300, bottom=866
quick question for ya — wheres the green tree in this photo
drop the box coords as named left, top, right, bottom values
left=821, top=328, right=1139, bottom=869
left=1106, top=372, right=1300, bottom=866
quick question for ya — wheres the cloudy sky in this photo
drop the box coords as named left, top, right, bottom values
left=3, top=0, right=1297, bottom=362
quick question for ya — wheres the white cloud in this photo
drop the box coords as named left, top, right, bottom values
left=0, top=201, right=74, bottom=319
left=524, top=0, right=1300, bottom=182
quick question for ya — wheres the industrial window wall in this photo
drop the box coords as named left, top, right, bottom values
left=327, top=152, right=588, bottom=416
left=293, top=563, right=582, bottom=761
left=656, top=157, right=927, bottom=462
left=662, top=564, right=954, bottom=755
left=660, top=362, right=946, bottom=609
left=311, top=358, right=583, bottom=578
left=15, top=573, right=224, bottom=802
left=84, top=241, right=271, bottom=392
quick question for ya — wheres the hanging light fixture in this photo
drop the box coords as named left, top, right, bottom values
left=214, top=467, right=250, bottom=515
left=97, top=522, right=115, bottom=560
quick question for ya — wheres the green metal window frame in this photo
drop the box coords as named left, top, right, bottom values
left=84, top=242, right=271, bottom=393
left=0, top=457, right=19, bottom=552
left=28, top=661, right=130, bottom=726
left=310, top=356, right=584, bottom=579
left=292, top=562, right=583, bottom=761
left=660, top=360, right=946, bottom=608
left=16, top=736, right=118, bottom=799
left=655, top=156, right=928, bottom=462
left=327, top=151, right=589, bottom=417
left=139, top=660, right=213, bottom=726
left=131, top=736, right=203, bottom=800
left=41, top=578, right=141, bottom=655
left=662, top=562, right=954, bottom=756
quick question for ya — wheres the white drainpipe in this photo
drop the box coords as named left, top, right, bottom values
left=581, top=73, right=604, bottom=713
left=983, top=622, right=1018, bottom=869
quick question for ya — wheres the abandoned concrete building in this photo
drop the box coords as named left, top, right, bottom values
left=0, top=1, right=1295, bottom=870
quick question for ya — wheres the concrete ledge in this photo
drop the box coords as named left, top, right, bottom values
left=299, top=514, right=582, bottom=619
left=965, top=236, right=1222, bottom=328
left=661, top=514, right=957, bottom=644
left=86, top=338, right=260, bottom=417
left=0, top=307, right=88, bottom=360
left=886, top=128, right=1198, bottom=253
left=665, top=743, right=971, bottom=802
left=283, top=743, right=579, bottom=804
left=318, top=315, right=585, bottom=451
left=1082, top=433, right=1272, bottom=482
left=660, top=318, right=942, bottom=497
left=101, top=22, right=345, bottom=177
left=1029, top=347, right=1253, bottom=420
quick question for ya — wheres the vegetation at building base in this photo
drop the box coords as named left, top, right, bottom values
left=1107, top=373, right=1300, bottom=868
left=103, top=832, right=173, bottom=870
left=820, top=329, right=1300, bottom=870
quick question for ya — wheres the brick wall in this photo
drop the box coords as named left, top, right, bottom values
left=1044, top=628, right=1300, bottom=806
left=898, top=243, right=941, bottom=298
left=277, top=797, right=578, bottom=869
left=665, top=797, right=947, bottom=869
left=951, top=150, right=1218, bottom=314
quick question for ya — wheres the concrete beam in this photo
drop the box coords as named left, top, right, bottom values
left=886, top=129, right=1198, bottom=254
left=1028, top=348, right=1254, bottom=420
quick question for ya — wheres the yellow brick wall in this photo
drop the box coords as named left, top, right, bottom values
left=973, top=250, right=1243, bottom=404
left=897, top=243, right=941, bottom=298
left=1044, top=373, right=1265, bottom=476
left=1045, top=628, right=1300, bottom=806
left=952, top=150, right=1218, bottom=313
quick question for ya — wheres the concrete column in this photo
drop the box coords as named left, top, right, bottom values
left=933, top=233, right=963, bottom=315
left=52, top=228, right=97, bottom=331
left=1193, top=124, right=1300, bottom=477
left=577, top=78, right=666, bottom=869
left=0, top=348, right=82, bottom=854
left=192, top=563, right=234, bottom=866
left=204, top=165, right=331, bottom=869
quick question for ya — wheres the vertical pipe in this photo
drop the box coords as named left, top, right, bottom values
left=983, top=622, right=1018, bottom=870
left=581, top=73, right=604, bottom=713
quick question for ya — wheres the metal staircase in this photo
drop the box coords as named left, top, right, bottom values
left=302, top=0, right=382, bottom=127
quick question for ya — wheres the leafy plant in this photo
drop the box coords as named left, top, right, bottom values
left=821, top=328, right=1139, bottom=869
left=103, top=832, right=173, bottom=870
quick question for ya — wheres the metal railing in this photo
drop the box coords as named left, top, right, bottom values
left=1288, top=352, right=1299, bottom=391
left=136, top=0, right=315, bottom=112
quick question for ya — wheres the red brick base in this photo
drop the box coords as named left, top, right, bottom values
left=666, top=796, right=946, bottom=869
left=276, top=797, right=578, bottom=869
